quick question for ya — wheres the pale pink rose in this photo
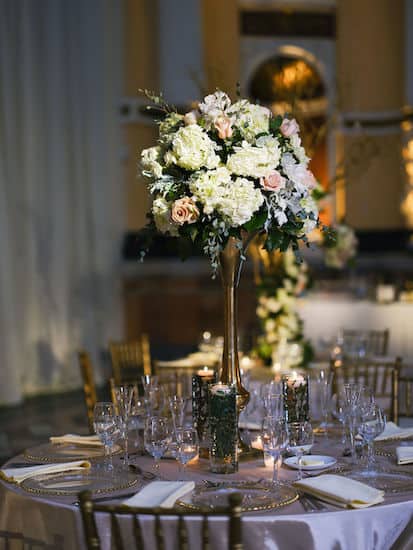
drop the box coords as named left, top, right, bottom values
left=184, top=110, right=198, bottom=125
left=280, top=118, right=300, bottom=137
left=214, top=115, right=233, bottom=139
left=304, top=169, right=317, bottom=190
left=260, top=171, right=286, bottom=192
left=171, top=197, right=199, bottom=225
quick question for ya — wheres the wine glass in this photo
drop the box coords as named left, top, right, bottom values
left=261, top=381, right=283, bottom=418
left=114, top=384, right=137, bottom=467
left=287, top=421, right=314, bottom=480
left=262, top=418, right=289, bottom=487
left=144, top=416, right=171, bottom=472
left=358, top=404, right=386, bottom=475
left=176, top=427, right=199, bottom=479
left=93, top=402, right=118, bottom=472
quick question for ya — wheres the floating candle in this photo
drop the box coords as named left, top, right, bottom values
left=197, top=366, right=215, bottom=378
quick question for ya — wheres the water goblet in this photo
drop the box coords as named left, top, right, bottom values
left=176, top=427, right=199, bottom=479
left=358, top=404, right=386, bottom=476
left=144, top=416, right=171, bottom=473
left=262, top=418, right=289, bottom=487
left=93, top=402, right=117, bottom=472
left=287, top=421, right=314, bottom=480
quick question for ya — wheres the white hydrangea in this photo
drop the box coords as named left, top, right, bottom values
left=218, top=177, right=264, bottom=226
left=227, top=142, right=277, bottom=178
left=189, top=167, right=231, bottom=215
left=152, top=196, right=179, bottom=236
left=229, top=101, right=271, bottom=141
left=141, top=146, right=163, bottom=178
left=190, top=168, right=263, bottom=226
left=168, top=125, right=220, bottom=170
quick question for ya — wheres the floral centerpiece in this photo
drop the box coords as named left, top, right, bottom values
left=139, top=90, right=319, bottom=271
left=138, top=89, right=319, bottom=443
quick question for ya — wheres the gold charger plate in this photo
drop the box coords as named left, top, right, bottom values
left=23, top=442, right=121, bottom=463
left=176, top=480, right=298, bottom=512
left=329, top=465, right=413, bottom=494
left=21, top=469, right=138, bottom=497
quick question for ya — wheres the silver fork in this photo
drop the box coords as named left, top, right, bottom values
left=298, top=492, right=327, bottom=512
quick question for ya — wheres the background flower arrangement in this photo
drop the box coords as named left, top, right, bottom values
left=322, top=223, right=358, bottom=269
left=253, top=248, right=314, bottom=369
left=139, top=89, right=319, bottom=271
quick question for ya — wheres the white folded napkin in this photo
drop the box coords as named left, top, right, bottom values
left=294, top=474, right=384, bottom=508
left=123, top=481, right=195, bottom=509
left=396, top=446, right=413, bottom=465
left=49, top=434, right=103, bottom=447
left=0, top=460, right=91, bottom=484
left=375, top=422, right=413, bottom=442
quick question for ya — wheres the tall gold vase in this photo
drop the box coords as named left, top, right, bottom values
left=219, top=235, right=252, bottom=413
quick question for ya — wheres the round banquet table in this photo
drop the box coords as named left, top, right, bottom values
left=1, top=434, right=413, bottom=550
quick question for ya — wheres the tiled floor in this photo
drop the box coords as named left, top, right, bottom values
left=0, top=387, right=110, bottom=464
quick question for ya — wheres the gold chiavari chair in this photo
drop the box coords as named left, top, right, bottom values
left=79, top=490, right=243, bottom=550
left=78, top=351, right=98, bottom=433
left=331, top=356, right=402, bottom=423
left=342, top=328, right=390, bottom=357
left=109, top=335, right=152, bottom=386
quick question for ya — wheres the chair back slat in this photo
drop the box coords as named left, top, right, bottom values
left=132, top=515, right=144, bottom=549
left=202, top=516, right=210, bottom=550
left=154, top=516, right=164, bottom=550
left=178, top=516, right=189, bottom=550
left=78, top=351, right=97, bottom=434
left=228, top=493, right=243, bottom=550
left=111, top=514, right=125, bottom=550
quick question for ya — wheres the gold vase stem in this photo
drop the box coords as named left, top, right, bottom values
left=219, top=237, right=249, bottom=411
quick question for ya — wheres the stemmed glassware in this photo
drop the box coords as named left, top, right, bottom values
left=141, top=374, right=159, bottom=394
left=114, top=384, right=137, bottom=467
left=93, top=402, right=118, bottom=472
left=169, top=396, right=187, bottom=432
left=343, top=383, right=362, bottom=461
left=262, top=418, right=289, bottom=488
left=287, top=421, right=314, bottom=480
left=175, top=427, right=199, bottom=479
left=358, top=403, right=386, bottom=476
left=261, top=381, right=283, bottom=418
left=144, top=416, right=171, bottom=473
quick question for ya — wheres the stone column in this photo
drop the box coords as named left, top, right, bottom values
left=336, top=0, right=405, bottom=229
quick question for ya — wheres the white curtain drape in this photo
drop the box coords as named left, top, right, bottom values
left=0, top=0, right=124, bottom=404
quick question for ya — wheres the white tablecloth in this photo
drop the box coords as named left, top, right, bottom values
left=1, top=437, right=413, bottom=550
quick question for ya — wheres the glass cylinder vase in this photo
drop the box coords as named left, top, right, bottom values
left=282, top=374, right=310, bottom=423
left=209, top=383, right=238, bottom=473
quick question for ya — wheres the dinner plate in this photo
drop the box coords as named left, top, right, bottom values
left=284, top=455, right=337, bottom=471
left=176, top=480, right=298, bottom=512
left=21, top=469, right=139, bottom=496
